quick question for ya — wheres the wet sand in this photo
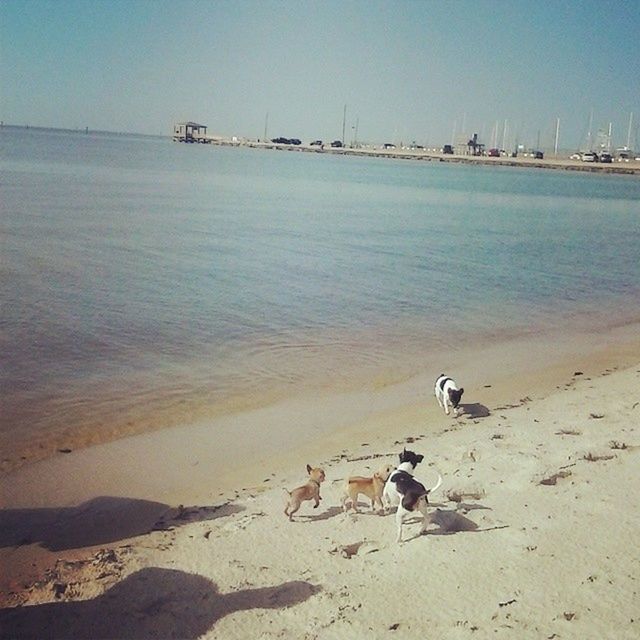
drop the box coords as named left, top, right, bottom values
left=1, top=321, right=640, bottom=638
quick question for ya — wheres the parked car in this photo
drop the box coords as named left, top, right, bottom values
left=330, top=140, right=343, bottom=148
left=599, top=152, right=612, bottom=163
left=533, top=151, right=544, bottom=160
left=383, top=143, right=396, bottom=149
left=581, top=151, right=598, bottom=162
left=310, top=140, right=323, bottom=146
left=271, top=137, right=301, bottom=145
left=488, top=148, right=500, bottom=157
left=442, top=144, right=454, bottom=154
left=569, top=152, right=581, bottom=160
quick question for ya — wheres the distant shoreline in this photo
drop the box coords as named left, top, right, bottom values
left=4, top=124, right=638, bottom=175
left=208, top=138, right=640, bottom=176
left=0, top=123, right=164, bottom=140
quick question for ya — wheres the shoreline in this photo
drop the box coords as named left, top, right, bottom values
left=1, top=327, right=639, bottom=637
left=3, top=311, right=640, bottom=479
left=3, top=317, right=640, bottom=509
left=5, top=123, right=638, bottom=175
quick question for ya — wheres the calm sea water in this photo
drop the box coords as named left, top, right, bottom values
left=2, top=127, right=640, bottom=465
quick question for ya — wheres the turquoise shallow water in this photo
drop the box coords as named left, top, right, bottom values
left=2, top=127, right=640, bottom=459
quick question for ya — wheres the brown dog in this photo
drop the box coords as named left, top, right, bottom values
left=284, top=464, right=326, bottom=521
left=342, top=462, right=395, bottom=513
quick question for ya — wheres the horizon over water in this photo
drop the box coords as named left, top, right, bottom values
left=2, top=127, right=640, bottom=471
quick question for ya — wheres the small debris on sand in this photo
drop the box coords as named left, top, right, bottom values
left=539, top=470, right=572, bottom=486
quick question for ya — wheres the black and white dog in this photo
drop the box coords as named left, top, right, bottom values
left=435, top=374, right=464, bottom=417
left=383, top=449, right=442, bottom=543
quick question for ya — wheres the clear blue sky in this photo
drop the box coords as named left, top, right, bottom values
left=1, top=0, right=638, bottom=150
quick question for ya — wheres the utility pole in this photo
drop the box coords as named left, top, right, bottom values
left=263, top=112, right=269, bottom=142
left=554, top=118, right=560, bottom=156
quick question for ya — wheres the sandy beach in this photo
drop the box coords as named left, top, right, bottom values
left=3, top=1, right=640, bottom=636
left=1, top=321, right=639, bottom=639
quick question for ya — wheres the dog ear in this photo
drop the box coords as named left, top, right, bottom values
left=306, top=464, right=312, bottom=474
left=459, top=388, right=464, bottom=396
left=417, top=454, right=424, bottom=463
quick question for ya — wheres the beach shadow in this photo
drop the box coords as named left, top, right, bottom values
left=421, top=508, right=508, bottom=538
left=0, top=567, right=321, bottom=640
left=460, top=403, right=491, bottom=419
left=456, top=502, right=492, bottom=512
left=298, top=506, right=344, bottom=522
left=345, top=507, right=386, bottom=517
left=0, top=497, right=244, bottom=552
left=426, top=509, right=479, bottom=535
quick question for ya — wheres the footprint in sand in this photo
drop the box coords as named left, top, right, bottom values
left=223, top=511, right=267, bottom=531
left=329, top=541, right=380, bottom=558
left=538, top=469, right=572, bottom=486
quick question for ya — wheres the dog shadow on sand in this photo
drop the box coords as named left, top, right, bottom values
left=0, top=567, right=321, bottom=640
left=0, top=497, right=244, bottom=552
left=403, top=504, right=507, bottom=542
left=294, top=506, right=344, bottom=522
left=459, top=403, right=491, bottom=419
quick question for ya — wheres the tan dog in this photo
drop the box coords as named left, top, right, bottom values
left=284, top=464, right=326, bottom=521
left=342, top=463, right=395, bottom=513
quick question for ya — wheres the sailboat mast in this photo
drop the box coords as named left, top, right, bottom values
left=342, top=104, right=346, bottom=147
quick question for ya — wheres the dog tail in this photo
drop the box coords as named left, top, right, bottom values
left=427, top=473, right=443, bottom=495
